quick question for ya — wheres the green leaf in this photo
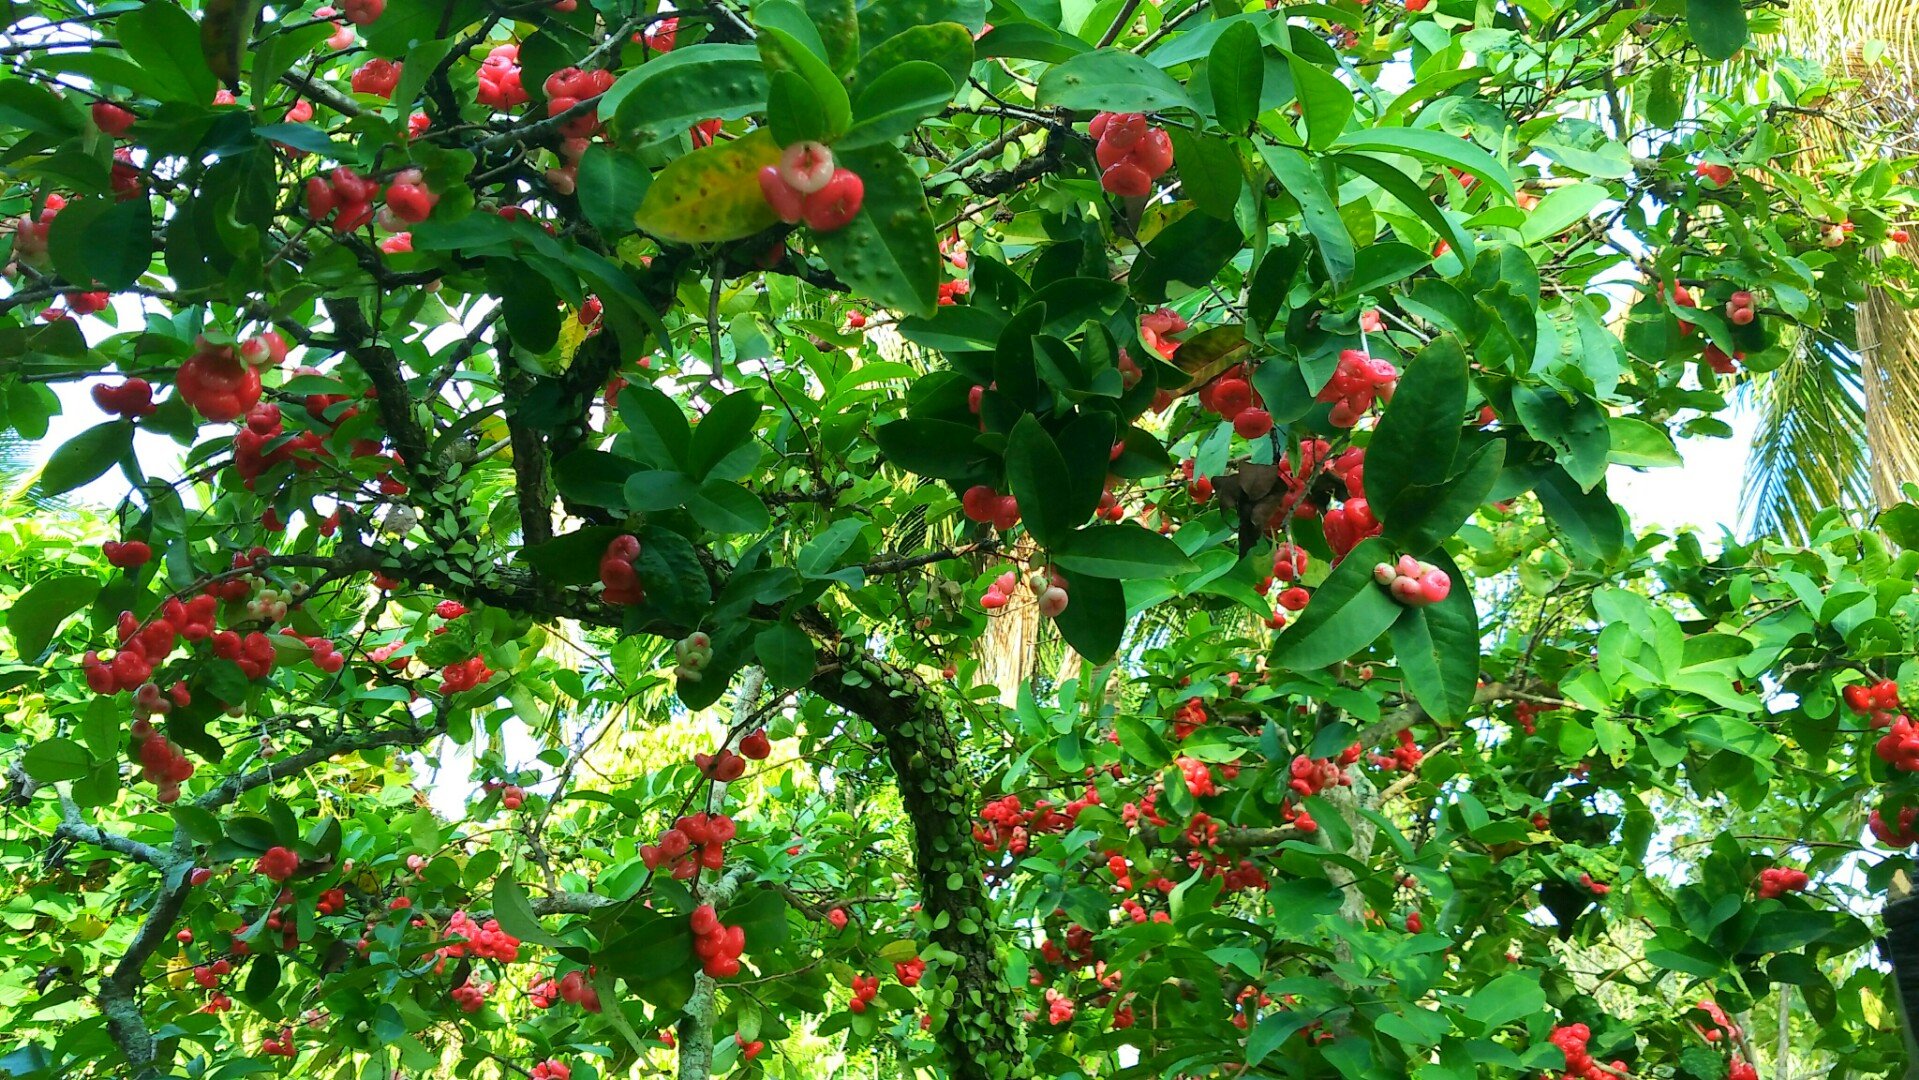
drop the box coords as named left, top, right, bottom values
left=1386, top=440, right=1504, bottom=555
left=1051, top=573, right=1125, bottom=662
left=1461, top=971, right=1546, bottom=1029
left=576, top=144, right=651, bottom=238
left=1035, top=48, right=1198, bottom=113
left=243, top=953, right=280, bottom=1005
left=1333, top=152, right=1476, bottom=267
left=755, top=623, right=817, bottom=688
left=1519, top=182, right=1607, bottom=245
left=840, top=61, right=956, bottom=150
left=768, top=69, right=831, bottom=145
left=606, top=44, right=769, bottom=145
left=1513, top=386, right=1610, bottom=492
left=759, top=25, right=852, bottom=138
left=1387, top=551, right=1479, bottom=722
left=1246, top=1010, right=1311, bottom=1066
left=1339, top=241, right=1432, bottom=300
left=689, top=480, right=771, bottom=534
left=1367, top=335, right=1467, bottom=524
left=1005, top=416, right=1076, bottom=545
left=1259, top=144, right=1355, bottom=285
left=634, top=128, right=783, bottom=243
left=1536, top=466, right=1626, bottom=563
left=1686, top=0, right=1749, bottom=60
left=687, top=392, right=762, bottom=479
left=9, top=574, right=102, bottom=660
left=1052, top=526, right=1198, bottom=579
left=874, top=418, right=988, bottom=479
left=805, top=0, right=861, bottom=71
left=1880, top=503, right=1919, bottom=549
left=492, top=874, right=570, bottom=948
left=1131, top=209, right=1244, bottom=302
left=118, top=2, right=217, bottom=105
left=728, top=888, right=792, bottom=950
left=23, top=738, right=90, bottom=783
left=0, top=78, right=82, bottom=138
left=1287, top=54, right=1352, bottom=151
left=1607, top=417, right=1682, bottom=468
left=491, top=260, right=560, bottom=353
left=1329, top=127, right=1515, bottom=197
left=617, top=381, right=693, bottom=472
left=814, top=143, right=940, bottom=318
left=520, top=526, right=628, bottom=587
left=852, top=23, right=975, bottom=94
left=36, top=420, right=133, bottom=498
left=1269, top=537, right=1400, bottom=671
left=1207, top=20, right=1263, bottom=134
left=1166, top=129, right=1242, bottom=220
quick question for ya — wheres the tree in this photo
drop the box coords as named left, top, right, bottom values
left=1, top=0, right=1916, bottom=1077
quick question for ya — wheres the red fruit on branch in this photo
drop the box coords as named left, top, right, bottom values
left=91, top=102, right=135, bottom=137
left=739, top=729, right=771, bottom=760
left=256, top=846, right=300, bottom=882
left=176, top=339, right=263, bottom=422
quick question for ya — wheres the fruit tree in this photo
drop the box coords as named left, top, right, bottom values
left=3, top=0, right=1919, bottom=1077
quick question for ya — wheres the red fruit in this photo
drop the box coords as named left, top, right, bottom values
left=801, top=169, right=864, bottom=232
left=385, top=173, right=437, bottom=224
left=758, top=165, right=805, bottom=224
left=1695, top=161, right=1733, bottom=186
left=350, top=59, right=403, bottom=99
left=1894, top=228, right=1912, bottom=243
left=1233, top=407, right=1274, bottom=440
left=92, top=102, right=136, bottom=137
left=739, top=730, right=771, bottom=760
left=1210, top=377, right=1252, bottom=420
left=176, top=341, right=263, bottom=422
left=1100, top=161, right=1153, bottom=197
left=778, top=141, right=836, bottom=194
left=256, top=846, right=299, bottom=882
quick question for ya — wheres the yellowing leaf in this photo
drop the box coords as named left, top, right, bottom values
left=634, top=129, right=782, bottom=244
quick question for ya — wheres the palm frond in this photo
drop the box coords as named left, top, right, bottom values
left=1738, top=330, right=1875, bottom=540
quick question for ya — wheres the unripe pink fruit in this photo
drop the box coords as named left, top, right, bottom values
left=778, top=141, right=835, bottom=194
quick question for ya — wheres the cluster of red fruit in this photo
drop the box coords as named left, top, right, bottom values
left=1755, top=866, right=1809, bottom=899
left=260, top=1028, right=298, bottom=1058
left=758, top=141, right=865, bottom=232
left=640, top=811, right=736, bottom=878
left=440, top=910, right=522, bottom=962
left=1176, top=755, right=1217, bottom=797
left=1577, top=872, right=1611, bottom=896
left=544, top=66, right=616, bottom=139
left=1874, top=715, right=1919, bottom=771
left=304, top=167, right=384, bottom=234
left=1170, top=696, right=1208, bottom=739
left=894, top=956, right=926, bottom=986
left=1139, top=306, right=1187, bottom=360
left=439, top=655, right=493, bottom=693
left=1370, top=729, right=1424, bottom=772
left=1724, top=289, right=1756, bottom=326
left=91, top=379, right=157, bottom=419
left=960, top=484, right=1023, bottom=531
left=102, top=539, right=153, bottom=569
left=256, top=846, right=300, bottom=882
left=529, top=968, right=602, bottom=1012
left=1316, top=350, right=1400, bottom=428
left=1844, top=678, right=1902, bottom=726
left=848, top=973, right=881, bottom=1013
left=4, top=193, right=62, bottom=269
left=691, top=903, right=747, bottom=978
left=176, top=335, right=276, bottom=421
left=190, top=958, right=232, bottom=988
left=599, top=533, right=644, bottom=604
left=1513, top=698, right=1561, bottom=735
left=1695, top=161, right=1735, bottom=187
left=1871, top=803, right=1919, bottom=847
left=211, top=627, right=280, bottom=679
left=87, top=605, right=200, bottom=698
left=695, top=746, right=749, bottom=782
left=1373, top=555, right=1453, bottom=606
left=1089, top=112, right=1173, bottom=197
left=529, top=1060, right=570, bottom=1080
left=450, top=979, right=491, bottom=1012
left=129, top=698, right=194, bottom=801
left=477, top=44, right=529, bottom=109
left=973, top=789, right=1096, bottom=854
left=1546, top=1023, right=1627, bottom=1080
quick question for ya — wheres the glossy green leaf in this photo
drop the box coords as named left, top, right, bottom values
left=1260, top=144, right=1356, bottom=284
left=1052, top=525, right=1198, bottom=580
left=814, top=143, right=941, bottom=318
left=605, top=44, right=768, bottom=146
left=1388, top=550, right=1480, bottom=722
left=1269, top=537, right=1400, bottom=671
left=634, top=128, right=782, bottom=243
left=1035, top=49, right=1199, bottom=113
left=1366, top=335, right=1468, bottom=524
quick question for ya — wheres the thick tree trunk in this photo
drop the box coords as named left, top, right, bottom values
left=812, top=648, right=1029, bottom=1080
